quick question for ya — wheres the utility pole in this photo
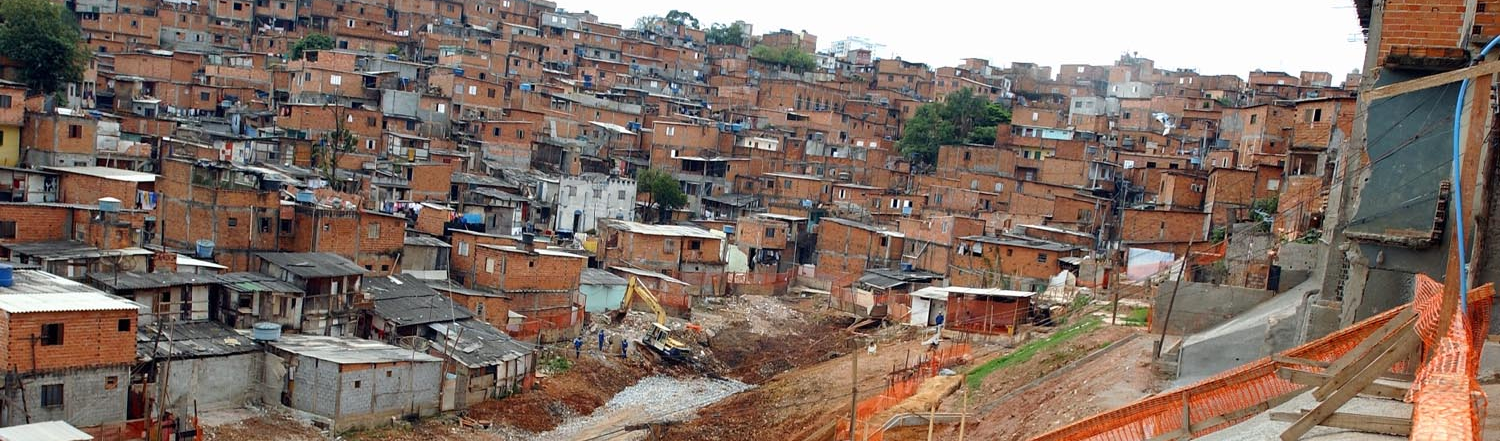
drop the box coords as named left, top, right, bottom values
left=1154, top=236, right=1195, bottom=358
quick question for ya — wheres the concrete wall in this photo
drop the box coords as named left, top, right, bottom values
left=163, top=353, right=259, bottom=411
left=334, top=361, right=442, bottom=429
left=291, top=357, right=338, bottom=417
left=1175, top=286, right=1307, bottom=386
left=1151, top=281, right=1275, bottom=335
left=3, top=365, right=131, bottom=428
left=580, top=284, right=625, bottom=313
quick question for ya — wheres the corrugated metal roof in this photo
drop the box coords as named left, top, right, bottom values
left=258, top=253, right=366, bottom=278
left=428, top=320, right=533, bottom=369
left=580, top=268, right=627, bottom=286
left=604, top=220, right=720, bottom=239
left=138, top=321, right=259, bottom=359
left=0, top=270, right=98, bottom=295
left=0, top=421, right=93, bottom=441
left=367, top=274, right=473, bottom=326
left=216, top=272, right=305, bottom=293
left=608, top=266, right=689, bottom=286
left=266, top=333, right=442, bottom=364
left=89, top=272, right=219, bottom=291
left=404, top=235, right=452, bottom=248
left=0, top=291, right=140, bottom=314
left=43, top=166, right=157, bottom=183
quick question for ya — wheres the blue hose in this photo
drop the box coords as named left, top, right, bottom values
left=1454, top=36, right=1500, bottom=311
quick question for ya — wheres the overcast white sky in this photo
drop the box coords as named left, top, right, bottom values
left=557, top=0, right=1367, bottom=78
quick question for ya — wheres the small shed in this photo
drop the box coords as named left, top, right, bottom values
left=137, top=321, right=260, bottom=412
left=943, top=287, right=1037, bottom=335
left=426, top=319, right=535, bottom=410
left=578, top=268, right=627, bottom=312
left=261, top=333, right=443, bottom=430
left=908, top=287, right=949, bottom=327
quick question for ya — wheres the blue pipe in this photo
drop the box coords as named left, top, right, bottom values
left=1454, top=36, right=1500, bottom=311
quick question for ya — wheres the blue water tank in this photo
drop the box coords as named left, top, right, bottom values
left=195, top=239, right=215, bottom=258
left=454, top=67, right=465, bottom=77
left=296, top=190, right=315, bottom=203
left=251, top=322, right=282, bottom=341
left=520, top=83, right=533, bottom=92
left=462, top=213, right=483, bottom=224
left=0, top=264, right=14, bottom=288
left=900, top=262, right=914, bottom=272
left=98, top=197, right=122, bottom=213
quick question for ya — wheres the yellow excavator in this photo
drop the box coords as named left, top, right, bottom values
left=612, top=276, right=693, bottom=362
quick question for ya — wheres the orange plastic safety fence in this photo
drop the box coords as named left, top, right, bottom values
left=836, top=343, right=972, bottom=441
left=1408, top=276, right=1494, bottom=441
left=1029, top=275, right=1495, bottom=441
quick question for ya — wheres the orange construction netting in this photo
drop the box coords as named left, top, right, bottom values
left=1028, top=274, right=1494, bottom=441
left=837, top=343, right=972, bottom=441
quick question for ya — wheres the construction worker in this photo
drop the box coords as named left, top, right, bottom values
left=620, top=338, right=629, bottom=358
left=597, top=329, right=606, bottom=352
left=573, top=336, right=583, bottom=358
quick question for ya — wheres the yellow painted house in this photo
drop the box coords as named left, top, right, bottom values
left=0, top=80, right=24, bottom=168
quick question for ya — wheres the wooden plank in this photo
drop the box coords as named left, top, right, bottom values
left=1275, top=368, right=1409, bottom=400
left=1272, top=355, right=1330, bottom=368
left=1188, top=386, right=1313, bottom=433
left=1270, top=412, right=1412, bottom=436
left=1280, top=330, right=1420, bottom=441
left=1324, top=308, right=1413, bottom=376
left=1313, top=315, right=1415, bottom=401
left=1365, top=60, right=1500, bottom=100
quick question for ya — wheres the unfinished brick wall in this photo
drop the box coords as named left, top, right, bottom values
left=815, top=219, right=902, bottom=275
left=156, top=159, right=282, bottom=272
left=470, top=246, right=583, bottom=292
left=1379, top=0, right=1467, bottom=61
left=1119, top=209, right=1209, bottom=244
left=57, top=174, right=142, bottom=210
left=0, top=309, right=136, bottom=373
left=0, top=205, right=72, bottom=249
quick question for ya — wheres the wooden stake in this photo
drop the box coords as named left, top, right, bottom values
left=958, top=381, right=968, bottom=441
left=925, top=402, right=937, bottom=440
left=1281, top=330, right=1420, bottom=440
left=849, top=338, right=859, bottom=441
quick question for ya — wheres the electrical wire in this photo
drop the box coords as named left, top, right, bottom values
left=1453, top=35, right=1500, bottom=310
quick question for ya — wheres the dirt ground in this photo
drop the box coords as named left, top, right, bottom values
left=466, top=352, right=650, bottom=433
left=660, top=329, right=990, bottom=441
left=883, top=326, right=1160, bottom=441
left=203, top=413, right=325, bottom=441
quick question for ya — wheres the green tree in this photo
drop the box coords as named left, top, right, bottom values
left=898, top=88, right=1010, bottom=165
left=705, top=22, right=745, bottom=46
left=633, top=15, right=662, bottom=30
left=749, top=45, right=817, bottom=72
left=314, top=106, right=357, bottom=182
left=0, top=0, right=90, bottom=95
left=289, top=33, right=334, bottom=60
left=665, top=10, right=700, bottom=29
left=637, top=168, right=687, bottom=224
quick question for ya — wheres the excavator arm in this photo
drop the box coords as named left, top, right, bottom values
left=614, top=276, right=668, bottom=325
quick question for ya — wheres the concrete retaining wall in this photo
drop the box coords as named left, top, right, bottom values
left=1151, top=281, right=1275, bottom=335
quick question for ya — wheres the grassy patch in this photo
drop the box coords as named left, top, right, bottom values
left=965, top=317, right=1103, bottom=389
left=541, top=354, right=573, bottom=374
left=1122, top=307, right=1150, bottom=326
